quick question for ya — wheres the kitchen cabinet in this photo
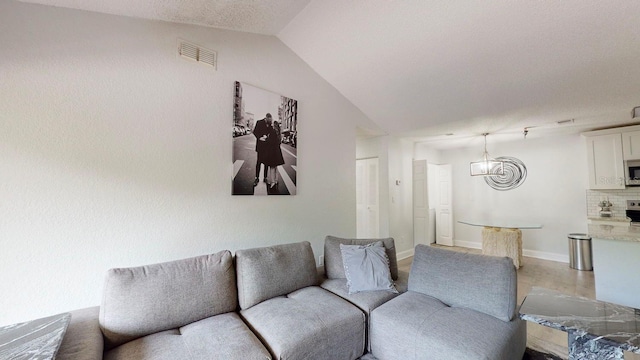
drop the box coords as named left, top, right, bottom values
left=585, top=133, right=625, bottom=189
left=622, top=130, right=640, bottom=160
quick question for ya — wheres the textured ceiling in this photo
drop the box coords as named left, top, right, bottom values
left=17, top=0, right=640, bottom=148
left=17, top=0, right=312, bottom=35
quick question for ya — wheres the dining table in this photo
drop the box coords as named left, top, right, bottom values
left=458, top=219, right=543, bottom=268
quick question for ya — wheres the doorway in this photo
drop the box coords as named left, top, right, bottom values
left=434, top=164, right=454, bottom=246
left=413, top=161, right=453, bottom=246
left=356, top=158, right=380, bottom=238
left=413, top=160, right=432, bottom=246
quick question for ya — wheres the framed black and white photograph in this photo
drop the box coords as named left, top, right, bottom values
left=233, top=81, right=298, bottom=195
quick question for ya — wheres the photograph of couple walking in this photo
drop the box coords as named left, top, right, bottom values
left=232, top=81, right=298, bottom=195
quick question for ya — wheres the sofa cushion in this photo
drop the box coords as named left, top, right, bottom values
left=322, top=276, right=397, bottom=314
left=320, top=269, right=408, bottom=316
left=103, top=313, right=271, bottom=360
left=99, top=251, right=237, bottom=349
left=408, top=244, right=517, bottom=322
left=240, top=286, right=365, bottom=360
left=235, top=241, right=318, bottom=310
left=324, top=236, right=399, bottom=280
left=340, top=242, right=398, bottom=294
left=370, top=291, right=527, bottom=360
left=320, top=273, right=408, bottom=353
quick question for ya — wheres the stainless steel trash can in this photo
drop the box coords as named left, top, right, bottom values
left=568, top=233, right=593, bottom=271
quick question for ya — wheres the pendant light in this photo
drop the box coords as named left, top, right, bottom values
left=470, top=133, right=504, bottom=176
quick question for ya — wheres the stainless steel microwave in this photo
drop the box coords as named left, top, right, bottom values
left=628, top=166, right=640, bottom=186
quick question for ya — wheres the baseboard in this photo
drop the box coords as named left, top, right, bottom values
left=409, top=241, right=570, bottom=263
left=522, top=249, right=569, bottom=264
left=453, top=240, right=569, bottom=263
left=396, top=248, right=415, bottom=260
left=452, top=240, right=481, bottom=249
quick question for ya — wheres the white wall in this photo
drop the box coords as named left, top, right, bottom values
left=439, top=134, right=588, bottom=261
left=0, top=1, right=371, bottom=326
left=414, top=143, right=442, bottom=164
left=387, top=137, right=414, bottom=257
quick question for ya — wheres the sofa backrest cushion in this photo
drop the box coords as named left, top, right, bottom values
left=99, top=251, right=236, bottom=349
left=324, top=236, right=399, bottom=280
left=235, top=241, right=318, bottom=310
left=408, top=244, right=517, bottom=322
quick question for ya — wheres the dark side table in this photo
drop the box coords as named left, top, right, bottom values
left=0, top=312, right=71, bottom=360
left=519, top=287, right=640, bottom=360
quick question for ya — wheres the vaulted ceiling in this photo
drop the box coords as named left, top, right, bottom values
left=18, top=0, right=640, bottom=148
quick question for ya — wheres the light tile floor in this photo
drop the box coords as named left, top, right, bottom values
left=397, top=245, right=640, bottom=360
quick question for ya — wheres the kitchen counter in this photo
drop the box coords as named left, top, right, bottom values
left=587, top=223, right=640, bottom=309
left=587, top=223, right=640, bottom=242
left=587, top=217, right=630, bottom=224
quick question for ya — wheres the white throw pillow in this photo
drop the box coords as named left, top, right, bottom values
left=340, top=241, right=398, bottom=295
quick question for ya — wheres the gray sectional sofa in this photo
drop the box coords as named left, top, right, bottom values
left=235, top=241, right=365, bottom=360
left=55, top=238, right=526, bottom=360
left=370, top=244, right=527, bottom=360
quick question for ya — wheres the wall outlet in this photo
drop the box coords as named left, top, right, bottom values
left=318, top=255, right=324, bottom=266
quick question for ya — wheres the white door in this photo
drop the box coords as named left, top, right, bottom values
left=435, top=164, right=454, bottom=246
left=356, top=158, right=379, bottom=238
left=413, top=160, right=430, bottom=245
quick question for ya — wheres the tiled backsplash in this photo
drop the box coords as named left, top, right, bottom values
left=586, top=189, right=640, bottom=219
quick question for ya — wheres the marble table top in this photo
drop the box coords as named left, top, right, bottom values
left=458, top=219, right=543, bottom=229
left=0, top=312, right=71, bottom=360
left=519, top=287, right=640, bottom=354
left=588, top=217, right=631, bottom=223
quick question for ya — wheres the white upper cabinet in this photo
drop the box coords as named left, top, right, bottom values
left=585, top=133, right=625, bottom=189
left=622, top=130, right=640, bottom=160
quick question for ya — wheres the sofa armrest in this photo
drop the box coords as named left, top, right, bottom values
left=57, top=306, right=103, bottom=360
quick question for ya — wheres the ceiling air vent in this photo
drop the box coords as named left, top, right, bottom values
left=179, top=40, right=217, bottom=69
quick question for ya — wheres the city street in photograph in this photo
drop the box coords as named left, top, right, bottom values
left=233, top=82, right=298, bottom=195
